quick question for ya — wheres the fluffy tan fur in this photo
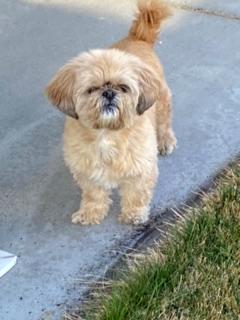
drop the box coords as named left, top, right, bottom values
left=45, top=0, right=176, bottom=225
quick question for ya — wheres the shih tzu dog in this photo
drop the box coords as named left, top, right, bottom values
left=45, top=0, right=177, bottom=225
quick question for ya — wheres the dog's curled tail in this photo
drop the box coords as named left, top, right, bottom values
left=129, top=0, right=172, bottom=45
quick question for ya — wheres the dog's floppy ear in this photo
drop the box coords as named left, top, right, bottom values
left=136, top=63, right=162, bottom=115
left=45, top=63, right=78, bottom=119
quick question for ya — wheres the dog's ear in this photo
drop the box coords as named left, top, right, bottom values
left=45, top=63, right=79, bottom=119
left=136, top=63, right=162, bottom=115
left=136, top=93, right=155, bottom=115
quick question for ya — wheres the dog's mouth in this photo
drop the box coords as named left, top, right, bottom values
left=101, top=101, right=119, bottom=118
left=91, top=101, right=122, bottom=130
left=101, top=109, right=119, bottom=122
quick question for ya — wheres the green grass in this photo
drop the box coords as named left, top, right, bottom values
left=80, top=161, right=240, bottom=320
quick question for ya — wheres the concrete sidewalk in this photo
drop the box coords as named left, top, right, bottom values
left=0, top=1, right=240, bottom=319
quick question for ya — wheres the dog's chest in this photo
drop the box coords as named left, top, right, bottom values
left=64, top=125, right=154, bottom=189
left=96, top=135, right=119, bottom=163
left=84, top=135, right=126, bottom=187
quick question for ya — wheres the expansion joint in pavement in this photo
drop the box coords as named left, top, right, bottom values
left=174, top=5, right=240, bottom=22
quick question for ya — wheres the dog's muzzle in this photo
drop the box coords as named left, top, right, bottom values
left=101, top=89, right=118, bottom=114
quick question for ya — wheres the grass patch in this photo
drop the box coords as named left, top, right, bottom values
left=79, top=161, right=240, bottom=320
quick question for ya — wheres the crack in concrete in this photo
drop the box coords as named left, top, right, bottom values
left=173, top=4, right=240, bottom=21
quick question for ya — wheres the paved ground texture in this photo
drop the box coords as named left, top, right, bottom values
left=0, top=0, right=240, bottom=319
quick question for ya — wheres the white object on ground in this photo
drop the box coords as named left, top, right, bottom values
left=0, top=250, right=17, bottom=278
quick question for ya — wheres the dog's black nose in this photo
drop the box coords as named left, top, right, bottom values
left=102, top=89, right=116, bottom=101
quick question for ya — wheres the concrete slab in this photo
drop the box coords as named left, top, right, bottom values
left=169, top=0, right=240, bottom=18
left=0, top=1, right=240, bottom=319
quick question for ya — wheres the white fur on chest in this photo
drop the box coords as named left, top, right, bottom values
left=86, top=132, right=120, bottom=188
left=96, top=133, right=119, bottom=163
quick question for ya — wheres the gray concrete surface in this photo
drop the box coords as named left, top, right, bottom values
left=0, top=1, right=240, bottom=319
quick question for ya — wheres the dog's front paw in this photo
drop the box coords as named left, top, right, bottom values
left=118, top=207, right=149, bottom=225
left=158, top=130, right=177, bottom=156
left=71, top=206, right=107, bottom=225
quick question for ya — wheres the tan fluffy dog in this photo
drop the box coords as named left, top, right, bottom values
left=46, top=0, right=176, bottom=225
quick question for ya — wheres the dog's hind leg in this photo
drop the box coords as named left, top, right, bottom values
left=156, top=86, right=177, bottom=155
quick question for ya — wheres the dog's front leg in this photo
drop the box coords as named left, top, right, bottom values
left=118, top=169, right=157, bottom=225
left=71, top=180, right=111, bottom=225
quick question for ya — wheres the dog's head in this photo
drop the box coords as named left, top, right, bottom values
left=45, top=49, right=162, bottom=130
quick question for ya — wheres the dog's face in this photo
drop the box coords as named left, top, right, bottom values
left=46, top=49, right=162, bottom=130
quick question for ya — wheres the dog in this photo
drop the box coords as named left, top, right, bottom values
left=45, top=0, right=177, bottom=225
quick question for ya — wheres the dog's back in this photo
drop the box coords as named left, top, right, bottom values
left=113, top=0, right=176, bottom=156
left=113, top=0, right=171, bottom=78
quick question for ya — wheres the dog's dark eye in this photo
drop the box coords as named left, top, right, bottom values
left=87, top=87, right=98, bottom=94
left=119, top=84, right=130, bottom=93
